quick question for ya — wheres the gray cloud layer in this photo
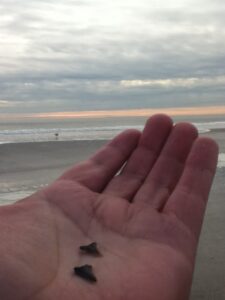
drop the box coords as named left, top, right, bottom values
left=0, top=0, right=225, bottom=113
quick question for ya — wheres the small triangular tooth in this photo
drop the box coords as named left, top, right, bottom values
left=74, top=264, right=97, bottom=283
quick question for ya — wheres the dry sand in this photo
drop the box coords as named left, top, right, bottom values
left=0, top=130, right=224, bottom=299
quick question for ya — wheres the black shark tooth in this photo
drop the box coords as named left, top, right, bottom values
left=79, top=242, right=101, bottom=256
left=74, top=264, right=97, bottom=283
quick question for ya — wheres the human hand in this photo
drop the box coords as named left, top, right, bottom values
left=0, top=114, right=218, bottom=300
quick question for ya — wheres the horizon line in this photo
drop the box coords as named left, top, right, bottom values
left=1, top=105, right=225, bottom=119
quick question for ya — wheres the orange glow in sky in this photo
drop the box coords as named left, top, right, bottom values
left=1, top=105, right=225, bottom=119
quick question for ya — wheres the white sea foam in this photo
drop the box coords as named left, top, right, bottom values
left=0, top=120, right=225, bottom=144
left=0, top=190, right=35, bottom=206
left=218, top=153, right=225, bottom=168
left=193, top=121, right=225, bottom=133
left=0, top=125, right=142, bottom=144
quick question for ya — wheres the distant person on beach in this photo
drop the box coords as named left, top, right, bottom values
left=0, top=114, right=218, bottom=300
left=55, top=132, right=59, bottom=140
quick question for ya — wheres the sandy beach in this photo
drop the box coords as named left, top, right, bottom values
left=0, top=139, right=106, bottom=200
left=0, top=130, right=224, bottom=299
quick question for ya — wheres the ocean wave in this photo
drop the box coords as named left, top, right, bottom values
left=0, top=121, right=225, bottom=144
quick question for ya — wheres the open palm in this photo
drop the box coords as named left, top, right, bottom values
left=0, top=115, right=218, bottom=300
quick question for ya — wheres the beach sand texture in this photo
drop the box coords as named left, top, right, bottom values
left=0, top=131, right=224, bottom=299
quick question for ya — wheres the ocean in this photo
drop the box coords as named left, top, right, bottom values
left=1, top=115, right=225, bottom=144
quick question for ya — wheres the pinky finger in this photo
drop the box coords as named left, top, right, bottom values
left=163, top=137, right=219, bottom=239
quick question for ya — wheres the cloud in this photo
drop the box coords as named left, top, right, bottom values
left=0, top=0, right=225, bottom=113
left=0, top=100, right=11, bottom=107
left=121, top=76, right=225, bottom=88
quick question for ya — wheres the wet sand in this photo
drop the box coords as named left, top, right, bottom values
left=0, top=139, right=106, bottom=199
left=190, top=129, right=225, bottom=299
left=0, top=130, right=224, bottom=299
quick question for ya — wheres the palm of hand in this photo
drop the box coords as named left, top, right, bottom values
left=0, top=115, right=218, bottom=300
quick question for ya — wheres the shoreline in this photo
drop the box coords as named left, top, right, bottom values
left=0, top=131, right=224, bottom=202
left=0, top=126, right=224, bottom=147
left=0, top=125, right=225, bottom=145
left=0, top=129, right=224, bottom=196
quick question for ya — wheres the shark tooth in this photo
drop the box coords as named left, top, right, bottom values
left=74, top=265, right=97, bottom=283
left=79, top=242, right=101, bottom=256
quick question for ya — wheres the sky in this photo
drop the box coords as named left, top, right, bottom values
left=0, top=0, right=225, bottom=114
